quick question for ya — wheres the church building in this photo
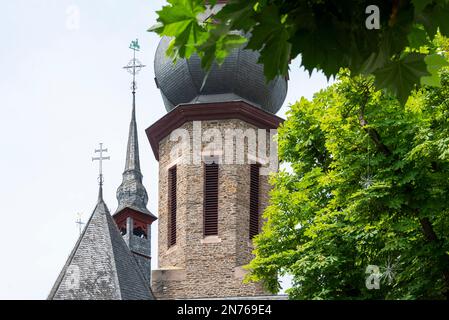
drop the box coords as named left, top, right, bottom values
left=48, top=1, right=287, bottom=300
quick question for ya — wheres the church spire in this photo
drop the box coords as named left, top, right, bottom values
left=124, top=93, right=140, bottom=172
left=115, top=93, right=152, bottom=216
left=113, top=41, right=156, bottom=285
left=115, top=39, right=155, bottom=219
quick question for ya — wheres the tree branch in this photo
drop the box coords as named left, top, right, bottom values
left=419, top=216, right=449, bottom=299
left=357, top=83, right=392, bottom=157
left=358, top=113, right=392, bottom=157
left=419, top=217, right=438, bottom=242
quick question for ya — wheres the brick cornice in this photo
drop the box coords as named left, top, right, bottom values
left=145, top=101, right=284, bottom=161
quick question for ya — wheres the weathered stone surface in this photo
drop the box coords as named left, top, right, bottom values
left=152, top=119, right=276, bottom=299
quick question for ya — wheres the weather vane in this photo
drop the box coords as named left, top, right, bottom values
left=123, top=39, right=146, bottom=93
left=92, top=142, right=110, bottom=186
left=75, top=212, right=84, bottom=235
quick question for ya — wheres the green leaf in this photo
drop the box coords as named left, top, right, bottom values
left=245, top=5, right=282, bottom=50
left=291, top=28, right=345, bottom=78
left=216, top=34, right=247, bottom=61
left=213, top=0, right=257, bottom=32
left=198, top=31, right=247, bottom=70
left=245, top=6, right=291, bottom=79
left=421, top=53, right=449, bottom=86
left=407, top=24, right=429, bottom=50
left=359, top=32, right=396, bottom=75
left=373, top=53, right=430, bottom=104
left=147, top=22, right=163, bottom=33
left=415, top=2, right=449, bottom=38
left=258, top=29, right=292, bottom=80
left=150, top=0, right=207, bottom=58
left=412, top=0, right=434, bottom=13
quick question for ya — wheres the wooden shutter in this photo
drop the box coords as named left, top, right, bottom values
left=168, top=166, right=177, bottom=247
left=204, top=162, right=219, bottom=236
left=249, top=163, right=260, bottom=239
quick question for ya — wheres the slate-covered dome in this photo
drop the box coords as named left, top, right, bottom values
left=154, top=36, right=287, bottom=114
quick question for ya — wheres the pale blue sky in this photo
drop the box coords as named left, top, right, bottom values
left=0, top=0, right=330, bottom=299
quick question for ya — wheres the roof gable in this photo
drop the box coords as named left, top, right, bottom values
left=48, top=199, right=154, bottom=300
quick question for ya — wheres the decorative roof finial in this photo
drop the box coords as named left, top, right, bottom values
left=92, top=142, right=110, bottom=201
left=123, top=39, right=146, bottom=94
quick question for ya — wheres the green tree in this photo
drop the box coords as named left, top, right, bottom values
left=150, top=0, right=449, bottom=104
left=150, top=1, right=449, bottom=299
left=245, top=68, right=449, bottom=299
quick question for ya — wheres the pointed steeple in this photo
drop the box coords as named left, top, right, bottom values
left=115, top=93, right=156, bottom=220
left=98, top=182, right=104, bottom=202
left=125, top=95, right=140, bottom=173
left=112, top=42, right=156, bottom=287
left=116, top=41, right=155, bottom=219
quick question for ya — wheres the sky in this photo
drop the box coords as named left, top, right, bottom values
left=0, top=0, right=331, bottom=299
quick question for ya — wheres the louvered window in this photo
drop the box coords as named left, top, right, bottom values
left=249, top=163, right=260, bottom=239
left=204, top=162, right=219, bottom=236
left=168, top=166, right=177, bottom=247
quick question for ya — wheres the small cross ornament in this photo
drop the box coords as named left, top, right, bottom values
left=92, top=143, right=110, bottom=185
left=75, top=212, right=84, bottom=235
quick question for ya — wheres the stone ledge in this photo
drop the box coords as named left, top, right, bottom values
left=152, top=268, right=187, bottom=282
left=201, top=236, right=222, bottom=244
left=166, top=244, right=178, bottom=254
left=234, top=266, right=249, bottom=279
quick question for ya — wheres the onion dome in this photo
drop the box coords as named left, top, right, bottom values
left=154, top=36, right=287, bottom=114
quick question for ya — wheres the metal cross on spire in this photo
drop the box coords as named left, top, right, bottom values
left=75, top=212, right=85, bottom=235
left=92, top=142, right=110, bottom=186
left=123, top=39, right=146, bottom=93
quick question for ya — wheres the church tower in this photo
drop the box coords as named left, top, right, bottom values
left=147, top=2, right=287, bottom=299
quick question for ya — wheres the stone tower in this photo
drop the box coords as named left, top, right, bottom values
left=147, top=3, right=287, bottom=299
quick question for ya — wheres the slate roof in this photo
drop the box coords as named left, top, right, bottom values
left=48, top=189, right=154, bottom=300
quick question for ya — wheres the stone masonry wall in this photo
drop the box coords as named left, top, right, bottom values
left=152, top=119, right=276, bottom=299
